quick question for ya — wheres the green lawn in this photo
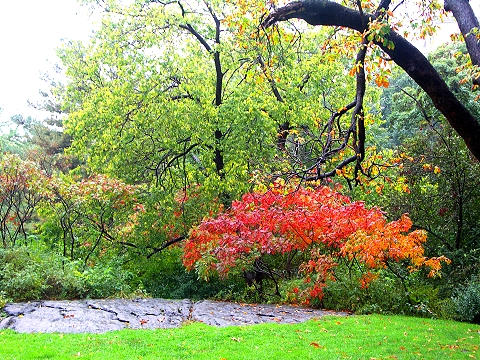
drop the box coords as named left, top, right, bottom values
left=0, top=315, right=478, bottom=359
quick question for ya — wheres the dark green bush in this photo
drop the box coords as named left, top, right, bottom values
left=318, top=265, right=455, bottom=318
left=453, top=275, right=480, bottom=324
left=321, top=272, right=410, bottom=314
left=128, top=248, right=245, bottom=300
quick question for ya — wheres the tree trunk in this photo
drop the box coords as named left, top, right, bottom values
left=444, top=0, right=480, bottom=86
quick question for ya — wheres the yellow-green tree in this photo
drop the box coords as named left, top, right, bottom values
left=58, top=0, right=374, bottom=253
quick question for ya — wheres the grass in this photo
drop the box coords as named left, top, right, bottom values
left=0, top=315, right=478, bottom=359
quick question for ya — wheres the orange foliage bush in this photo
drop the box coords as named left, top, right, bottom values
left=183, top=180, right=450, bottom=304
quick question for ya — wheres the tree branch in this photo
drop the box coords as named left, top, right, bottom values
left=146, top=235, right=186, bottom=258
left=179, top=24, right=212, bottom=52
left=257, top=56, right=284, bottom=103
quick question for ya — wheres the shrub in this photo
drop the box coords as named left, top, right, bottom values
left=0, top=246, right=135, bottom=302
left=310, top=264, right=456, bottom=318
left=128, top=248, right=244, bottom=301
left=453, top=275, right=480, bottom=324
left=184, top=181, right=450, bottom=307
left=318, top=267, right=410, bottom=314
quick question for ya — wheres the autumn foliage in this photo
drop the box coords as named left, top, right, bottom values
left=0, top=154, right=52, bottom=247
left=183, top=181, right=450, bottom=304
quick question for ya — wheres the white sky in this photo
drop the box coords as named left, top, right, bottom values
left=0, top=0, right=97, bottom=130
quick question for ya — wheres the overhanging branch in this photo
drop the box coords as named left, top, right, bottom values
left=146, top=235, right=187, bottom=258
left=262, top=0, right=480, bottom=162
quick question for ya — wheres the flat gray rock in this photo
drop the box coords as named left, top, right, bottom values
left=192, top=300, right=344, bottom=327
left=0, top=298, right=348, bottom=333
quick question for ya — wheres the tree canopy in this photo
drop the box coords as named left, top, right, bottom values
left=58, top=0, right=383, bottom=229
left=59, top=0, right=480, bottom=190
